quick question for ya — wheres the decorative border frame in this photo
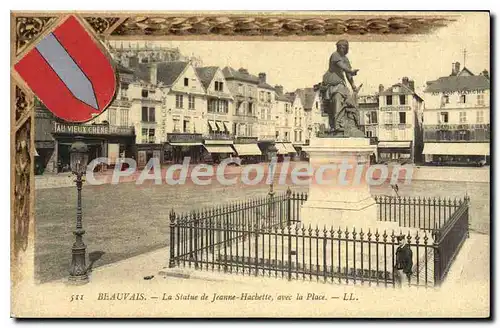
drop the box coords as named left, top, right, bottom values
left=10, top=11, right=457, bottom=284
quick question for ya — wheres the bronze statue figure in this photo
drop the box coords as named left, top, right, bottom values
left=315, top=39, right=365, bottom=138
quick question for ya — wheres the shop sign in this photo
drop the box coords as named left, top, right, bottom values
left=52, top=122, right=134, bottom=135
left=167, top=133, right=203, bottom=143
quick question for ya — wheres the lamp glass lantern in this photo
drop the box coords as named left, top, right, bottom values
left=69, top=138, right=89, bottom=174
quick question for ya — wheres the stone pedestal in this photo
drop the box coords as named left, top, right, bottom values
left=300, top=137, right=397, bottom=230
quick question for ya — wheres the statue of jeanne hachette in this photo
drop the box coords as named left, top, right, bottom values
left=315, top=39, right=365, bottom=138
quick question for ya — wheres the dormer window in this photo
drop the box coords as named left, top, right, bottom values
left=184, top=78, right=189, bottom=87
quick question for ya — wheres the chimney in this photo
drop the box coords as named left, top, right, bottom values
left=402, top=77, right=409, bottom=86
left=275, top=85, right=284, bottom=95
left=149, top=63, right=157, bottom=85
left=452, top=62, right=461, bottom=76
left=481, top=69, right=490, bottom=79
left=258, top=72, right=267, bottom=84
left=408, top=80, right=415, bottom=91
left=378, top=84, right=384, bottom=94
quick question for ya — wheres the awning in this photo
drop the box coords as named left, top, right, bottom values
left=223, top=122, right=231, bottom=132
left=283, top=143, right=297, bottom=154
left=204, top=145, right=234, bottom=154
left=233, top=144, right=262, bottom=156
left=378, top=141, right=411, bottom=148
left=208, top=121, right=218, bottom=131
left=216, top=121, right=225, bottom=131
left=422, top=143, right=490, bottom=156
left=170, top=142, right=203, bottom=146
left=275, top=143, right=288, bottom=155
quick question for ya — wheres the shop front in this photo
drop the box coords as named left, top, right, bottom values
left=203, top=135, right=235, bottom=164
left=167, top=133, right=204, bottom=164
left=275, top=142, right=296, bottom=162
left=50, top=122, right=136, bottom=173
left=134, top=143, right=164, bottom=167
left=377, top=141, right=413, bottom=163
left=233, top=137, right=263, bottom=164
left=422, top=142, right=490, bottom=166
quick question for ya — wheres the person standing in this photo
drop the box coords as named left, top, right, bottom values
left=395, top=235, right=413, bottom=287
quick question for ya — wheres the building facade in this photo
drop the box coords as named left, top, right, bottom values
left=377, top=77, right=424, bottom=163
left=422, top=63, right=490, bottom=165
left=222, top=67, right=259, bottom=138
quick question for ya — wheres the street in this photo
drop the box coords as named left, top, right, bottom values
left=35, top=171, right=490, bottom=284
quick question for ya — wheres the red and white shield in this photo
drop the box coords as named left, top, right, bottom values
left=14, top=15, right=117, bottom=123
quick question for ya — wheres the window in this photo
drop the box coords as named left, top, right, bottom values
left=183, top=120, right=189, bottom=133
left=386, top=95, right=393, bottom=105
left=109, top=108, right=116, bottom=125
left=384, top=112, right=393, bottom=124
left=399, top=95, right=406, bottom=105
left=184, top=78, right=189, bottom=87
left=365, top=113, right=371, bottom=124
left=399, top=112, right=406, bottom=124
left=148, top=129, right=155, bottom=143
left=460, top=94, right=466, bottom=103
left=141, top=89, right=148, bottom=98
left=214, top=81, right=219, bottom=91
left=294, top=131, right=298, bottom=142
left=315, top=101, right=319, bottom=109
left=248, top=102, right=253, bottom=115
left=267, top=108, right=271, bottom=120
left=149, top=108, right=155, bottom=122
left=175, top=94, right=183, bottom=108
left=219, top=82, right=224, bottom=92
left=438, top=112, right=449, bottom=123
left=238, top=84, right=243, bottom=94
left=477, top=110, right=484, bottom=123
left=140, top=107, right=155, bottom=123
left=442, top=95, right=450, bottom=104
left=371, top=111, right=378, bottom=124
left=188, top=95, right=195, bottom=110
left=173, top=119, right=180, bottom=132
left=477, top=94, right=485, bottom=105
left=260, top=108, right=265, bottom=119
left=141, top=128, right=148, bottom=137
left=459, top=111, right=467, bottom=123
left=276, top=131, right=279, bottom=139
left=120, top=109, right=128, bottom=126
left=457, top=130, right=470, bottom=141
left=267, top=92, right=271, bottom=102
left=259, top=91, right=265, bottom=101
left=366, top=130, right=373, bottom=138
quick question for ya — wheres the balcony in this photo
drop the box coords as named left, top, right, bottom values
left=258, top=135, right=276, bottom=141
left=380, top=105, right=411, bottom=111
left=204, top=133, right=234, bottom=141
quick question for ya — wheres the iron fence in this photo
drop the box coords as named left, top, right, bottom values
left=169, top=188, right=470, bottom=288
left=374, top=195, right=465, bottom=231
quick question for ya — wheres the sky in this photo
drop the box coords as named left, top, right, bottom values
left=111, top=12, right=489, bottom=95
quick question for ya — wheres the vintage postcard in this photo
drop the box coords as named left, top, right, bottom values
left=10, top=11, right=490, bottom=318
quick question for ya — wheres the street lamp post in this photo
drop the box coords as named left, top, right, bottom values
left=68, top=137, right=90, bottom=285
left=267, top=144, right=278, bottom=223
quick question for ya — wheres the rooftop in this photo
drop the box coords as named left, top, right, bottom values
left=425, top=71, right=490, bottom=93
left=222, top=67, right=260, bottom=84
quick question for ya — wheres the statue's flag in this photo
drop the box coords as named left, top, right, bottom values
left=14, top=15, right=116, bottom=123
